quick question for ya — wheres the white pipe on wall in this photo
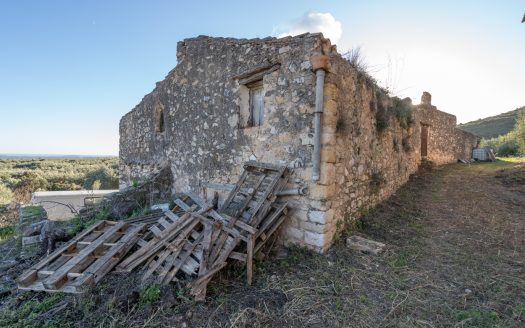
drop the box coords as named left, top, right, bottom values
left=312, top=69, right=326, bottom=182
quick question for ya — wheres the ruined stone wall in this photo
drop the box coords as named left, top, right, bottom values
left=453, top=129, right=479, bottom=159
left=120, top=34, right=340, bottom=250
left=120, top=33, right=479, bottom=252
left=320, top=55, right=420, bottom=251
left=120, top=34, right=323, bottom=189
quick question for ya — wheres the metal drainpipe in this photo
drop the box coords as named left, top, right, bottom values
left=312, top=69, right=326, bottom=182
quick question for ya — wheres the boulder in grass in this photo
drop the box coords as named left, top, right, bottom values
left=346, top=235, right=386, bottom=255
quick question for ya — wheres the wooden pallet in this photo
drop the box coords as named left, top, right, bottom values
left=17, top=220, right=145, bottom=293
left=190, top=162, right=289, bottom=299
left=17, top=162, right=293, bottom=299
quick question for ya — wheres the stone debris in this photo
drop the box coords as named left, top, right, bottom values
left=346, top=235, right=386, bottom=255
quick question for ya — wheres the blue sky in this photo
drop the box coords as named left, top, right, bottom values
left=0, top=1, right=524, bottom=155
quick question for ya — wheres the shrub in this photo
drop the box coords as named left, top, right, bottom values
left=0, top=226, right=14, bottom=241
left=497, top=139, right=520, bottom=156
left=0, top=184, right=13, bottom=205
left=139, top=283, right=161, bottom=305
left=369, top=172, right=386, bottom=194
left=83, top=167, right=118, bottom=190
left=392, top=97, right=414, bottom=129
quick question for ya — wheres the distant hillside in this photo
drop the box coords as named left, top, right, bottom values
left=457, top=107, right=523, bottom=138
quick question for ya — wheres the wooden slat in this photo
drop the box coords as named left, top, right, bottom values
left=174, top=199, right=191, bottom=211
left=71, top=223, right=145, bottom=289
left=17, top=220, right=107, bottom=287
left=246, top=235, right=254, bottom=286
left=42, top=221, right=127, bottom=290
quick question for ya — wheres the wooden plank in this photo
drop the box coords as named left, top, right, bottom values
left=254, top=207, right=288, bottom=254
left=246, top=235, right=254, bottom=286
left=234, top=220, right=258, bottom=235
left=157, top=217, right=171, bottom=229
left=233, top=174, right=266, bottom=218
left=163, top=210, right=180, bottom=222
left=243, top=161, right=284, bottom=172
left=256, top=202, right=288, bottom=239
left=162, top=232, right=204, bottom=284
left=219, top=169, right=249, bottom=213
left=229, top=252, right=247, bottom=262
left=119, top=216, right=199, bottom=272
left=174, top=198, right=191, bottom=211
left=42, top=221, right=127, bottom=290
left=116, top=211, right=195, bottom=271
left=198, top=222, right=213, bottom=277
left=17, top=220, right=107, bottom=287
left=71, top=223, right=145, bottom=289
left=149, top=225, right=163, bottom=237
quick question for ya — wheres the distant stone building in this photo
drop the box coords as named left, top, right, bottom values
left=119, top=33, right=478, bottom=252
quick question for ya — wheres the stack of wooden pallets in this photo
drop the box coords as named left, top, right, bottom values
left=17, top=161, right=291, bottom=300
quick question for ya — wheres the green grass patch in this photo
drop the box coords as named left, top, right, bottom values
left=0, top=225, right=14, bottom=241
left=457, top=308, right=502, bottom=327
left=0, top=293, right=66, bottom=327
left=139, top=283, right=161, bottom=305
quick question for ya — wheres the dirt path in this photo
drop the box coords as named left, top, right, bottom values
left=1, top=161, right=524, bottom=328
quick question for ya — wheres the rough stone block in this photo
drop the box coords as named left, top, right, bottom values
left=346, top=235, right=386, bottom=255
left=323, top=99, right=338, bottom=117
left=318, top=162, right=336, bottom=185
left=308, top=209, right=334, bottom=225
left=300, top=221, right=326, bottom=234
left=321, top=132, right=336, bottom=146
left=309, top=184, right=336, bottom=200
left=321, top=147, right=337, bottom=163
left=284, top=226, right=304, bottom=241
left=308, top=199, right=331, bottom=211
left=22, top=235, right=42, bottom=246
left=308, top=210, right=326, bottom=224
left=304, top=231, right=324, bottom=248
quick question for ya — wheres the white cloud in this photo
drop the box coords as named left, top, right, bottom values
left=275, top=12, right=342, bottom=44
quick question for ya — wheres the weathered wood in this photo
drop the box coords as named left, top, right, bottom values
left=162, top=232, right=204, bottom=284
left=17, top=220, right=108, bottom=287
left=174, top=198, right=191, bottom=211
left=246, top=235, right=254, bottom=286
left=71, top=223, right=145, bottom=289
left=43, top=221, right=127, bottom=290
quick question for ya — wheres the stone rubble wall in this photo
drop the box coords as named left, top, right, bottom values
left=120, top=34, right=336, bottom=251
left=119, top=33, right=479, bottom=252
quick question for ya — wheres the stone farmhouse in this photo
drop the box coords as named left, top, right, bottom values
left=119, top=33, right=479, bottom=252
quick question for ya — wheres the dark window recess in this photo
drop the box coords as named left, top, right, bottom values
left=155, top=107, right=165, bottom=133
left=248, top=80, right=264, bottom=127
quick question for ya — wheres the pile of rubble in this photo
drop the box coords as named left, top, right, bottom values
left=17, top=162, right=291, bottom=301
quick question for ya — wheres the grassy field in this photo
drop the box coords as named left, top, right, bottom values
left=0, top=157, right=118, bottom=205
left=0, top=158, right=523, bottom=327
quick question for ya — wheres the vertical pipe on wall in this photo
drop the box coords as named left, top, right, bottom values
left=312, top=69, right=326, bottom=182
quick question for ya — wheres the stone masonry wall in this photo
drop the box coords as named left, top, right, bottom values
left=312, top=56, right=479, bottom=251
left=120, top=33, right=479, bottom=252
left=120, top=34, right=340, bottom=250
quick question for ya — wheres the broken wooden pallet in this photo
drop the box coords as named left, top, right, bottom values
left=189, top=162, right=289, bottom=299
left=17, top=220, right=145, bottom=293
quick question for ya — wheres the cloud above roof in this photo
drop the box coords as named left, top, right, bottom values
left=275, top=12, right=342, bottom=44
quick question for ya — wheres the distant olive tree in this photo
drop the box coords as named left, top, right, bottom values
left=513, top=108, right=525, bottom=154
left=0, top=183, right=13, bottom=205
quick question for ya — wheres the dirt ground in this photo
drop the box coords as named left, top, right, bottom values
left=1, top=160, right=524, bottom=327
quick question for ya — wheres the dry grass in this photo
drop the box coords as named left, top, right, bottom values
left=1, top=160, right=524, bottom=327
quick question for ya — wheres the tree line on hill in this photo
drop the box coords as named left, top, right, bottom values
left=479, top=108, right=525, bottom=156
